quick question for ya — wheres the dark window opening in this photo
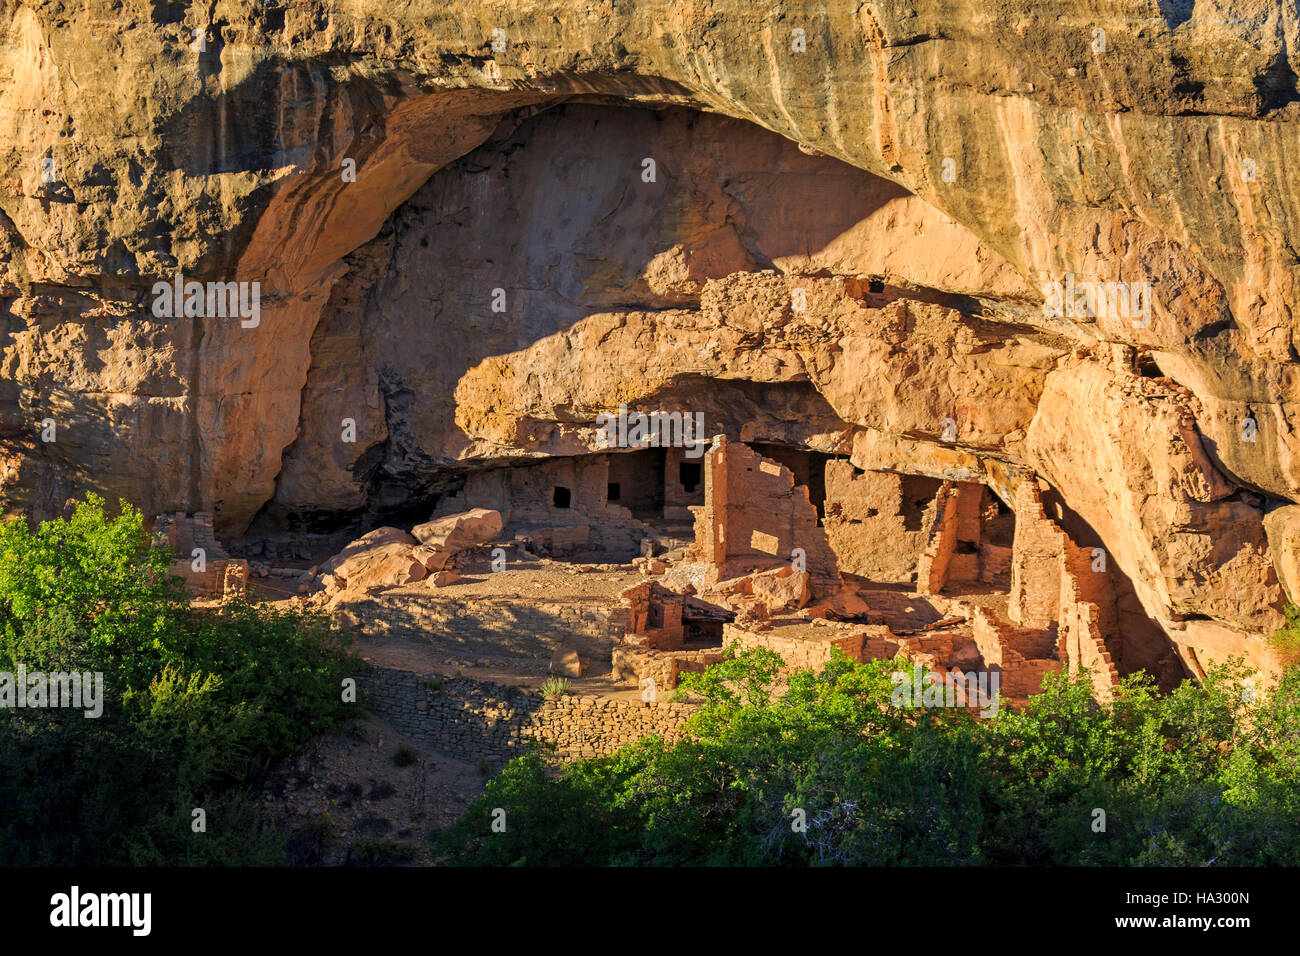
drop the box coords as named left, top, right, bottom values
left=553, top=486, right=571, bottom=509
left=869, top=277, right=885, bottom=293
left=607, top=482, right=621, bottom=502
left=679, top=462, right=702, bottom=494
left=684, top=619, right=725, bottom=647
left=956, top=540, right=979, bottom=555
left=1137, top=352, right=1163, bottom=379
left=900, top=474, right=945, bottom=532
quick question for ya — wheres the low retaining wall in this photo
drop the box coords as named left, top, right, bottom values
left=360, top=666, right=696, bottom=763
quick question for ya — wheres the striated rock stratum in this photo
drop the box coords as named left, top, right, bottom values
left=2, top=1, right=1299, bottom=678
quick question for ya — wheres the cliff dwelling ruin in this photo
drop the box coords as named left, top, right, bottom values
left=5, top=84, right=1296, bottom=715
left=11, top=0, right=1300, bottom=887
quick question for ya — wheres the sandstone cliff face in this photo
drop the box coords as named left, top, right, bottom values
left=2, top=1, right=1299, bottom=675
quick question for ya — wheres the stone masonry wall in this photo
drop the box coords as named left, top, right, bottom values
left=153, top=511, right=247, bottom=598
left=432, top=455, right=653, bottom=559
left=1008, top=482, right=1069, bottom=628
left=360, top=666, right=695, bottom=762
left=1059, top=600, right=1120, bottom=700
left=724, top=622, right=873, bottom=670
left=1009, top=481, right=1120, bottom=699
left=916, top=481, right=960, bottom=595
left=611, top=646, right=725, bottom=691
left=821, top=462, right=929, bottom=583
left=1060, top=541, right=1121, bottom=698
left=693, top=437, right=841, bottom=598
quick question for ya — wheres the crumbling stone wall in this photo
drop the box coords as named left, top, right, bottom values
left=915, top=481, right=986, bottom=595
left=611, top=646, right=724, bottom=692
left=999, top=656, right=1064, bottom=700
left=1007, top=482, right=1120, bottom=698
left=896, top=631, right=968, bottom=669
left=1059, top=601, right=1120, bottom=700
left=1059, top=527, right=1121, bottom=698
left=220, top=561, right=248, bottom=602
left=968, top=607, right=1062, bottom=698
left=727, top=626, right=859, bottom=670
left=1061, top=534, right=1119, bottom=637
left=1008, top=483, right=1070, bottom=628
left=723, top=621, right=900, bottom=671
left=360, top=667, right=695, bottom=762
left=691, top=437, right=840, bottom=597
left=971, top=607, right=1010, bottom=669
left=432, top=454, right=653, bottom=558
left=152, top=511, right=248, bottom=599
left=821, top=463, right=931, bottom=583
left=622, top=580, right=685, bottom=650
left=916, top=483, right=961, bottom=595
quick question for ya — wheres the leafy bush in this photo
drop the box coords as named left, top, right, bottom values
left=435, top=644, right=1300, bottom=866
left=0, top=494, right=183, bottom=692
left=0, top=495, right=356, bottom=865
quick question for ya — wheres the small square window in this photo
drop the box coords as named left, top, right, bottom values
left=553, top=486, right=571, bottom=509
left=607, top=483, right=621, bottom=502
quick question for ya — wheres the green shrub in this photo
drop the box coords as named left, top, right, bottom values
left=0, top=495, right=183, bottom=691
left=0, top=494, right=357, bottom=865
left=540, top=676, right=571, bottom=699
left=435, top=646, right=1300, bottom=867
